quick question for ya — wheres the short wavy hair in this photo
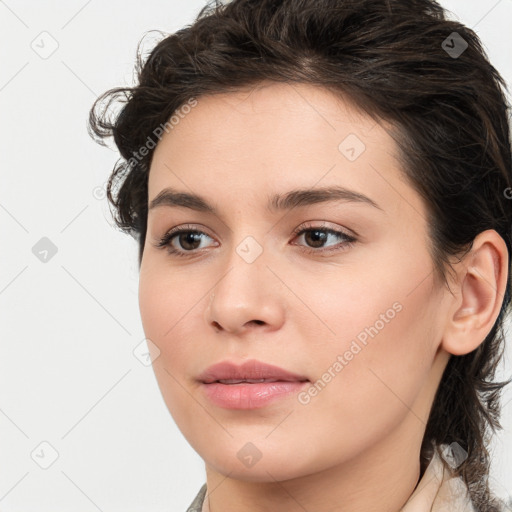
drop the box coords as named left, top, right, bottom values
left=88, top=0, right=512, bottom=509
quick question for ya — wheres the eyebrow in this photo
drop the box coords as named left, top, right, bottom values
left=148, top=185, right=383, bottom=214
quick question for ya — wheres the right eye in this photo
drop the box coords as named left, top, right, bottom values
left=156, top=225, right=218, bottom=257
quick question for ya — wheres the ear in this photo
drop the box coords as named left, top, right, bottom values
left=441, top=229, right=509, bottom=356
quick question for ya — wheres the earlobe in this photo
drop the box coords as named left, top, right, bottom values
left=441, top=229, right=509, bottom=357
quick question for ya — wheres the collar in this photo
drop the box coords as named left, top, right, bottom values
left=400, top=444, right=475, bottom=512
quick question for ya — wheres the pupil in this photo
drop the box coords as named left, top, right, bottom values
left=181, top=232, right=200, bottom=250
left=307, top=230, right=326, bottom=248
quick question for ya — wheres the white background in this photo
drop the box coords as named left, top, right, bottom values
left=1, top=1, right=511, bottom=510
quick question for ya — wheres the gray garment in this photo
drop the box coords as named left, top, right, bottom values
left=186, top=483, right=207, bottom=512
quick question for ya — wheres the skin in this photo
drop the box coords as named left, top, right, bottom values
left=138, top=81, right=508, bottom=512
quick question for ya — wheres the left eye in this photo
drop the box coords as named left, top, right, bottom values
left=292, top=227, right=356, bottom=251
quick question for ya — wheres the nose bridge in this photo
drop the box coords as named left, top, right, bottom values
left=205, top=230, right=284, bottom=333
left=215, top=231, right=268, bottom=305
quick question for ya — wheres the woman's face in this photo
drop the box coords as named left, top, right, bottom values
left=139, top=82, right=451, bottom=481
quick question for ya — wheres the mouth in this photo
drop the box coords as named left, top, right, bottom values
left=197, top=359, right=309, bottom=384
left=197, top=359, right=310, bottom=409
left=204, top=378, right=309, bottom=384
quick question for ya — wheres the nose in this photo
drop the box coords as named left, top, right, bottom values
left=204, top=245, right=286, bottom=336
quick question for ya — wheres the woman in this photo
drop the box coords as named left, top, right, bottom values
left=88, top=0, right=512, bottom=510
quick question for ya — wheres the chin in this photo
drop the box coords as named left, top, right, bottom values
left=209, top=460, right=308, bottom=483
left=199, top=443, right=320, bottom=483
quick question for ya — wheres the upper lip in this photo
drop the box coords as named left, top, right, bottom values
left=198, top=359, right=309, bottom=384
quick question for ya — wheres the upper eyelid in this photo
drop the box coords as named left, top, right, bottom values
left=167, top=218, right=353, bottom=233
left=292, top=221, right=354, bottom=235
left=164, top=222, right=351, bottom=239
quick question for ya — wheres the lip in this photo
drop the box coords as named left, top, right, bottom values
left=198, top=359, right=310, bottom=410
left=197, top=359, right=309, bottom=384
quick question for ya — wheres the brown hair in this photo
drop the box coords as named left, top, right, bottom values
left=88, top=0, right=512, bottom=508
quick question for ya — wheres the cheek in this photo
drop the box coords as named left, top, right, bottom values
left=299, top=254, right=437, bottom=439
left=137, top=261, right=216, bottom=393
left=138, top=263, right=201, bottom=349
left=330, top=304, right=431, bottom=401
left=138, top=271, right=202, bottom=433
left=138, top=266, right=201, bottom=393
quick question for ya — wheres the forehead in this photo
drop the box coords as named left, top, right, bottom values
left=147, top=81, right=425, bottom=223
left=152, top=81, right=378, bottom=159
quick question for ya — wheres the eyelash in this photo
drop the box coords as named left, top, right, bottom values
left=155, top=222, right=357, bottom=258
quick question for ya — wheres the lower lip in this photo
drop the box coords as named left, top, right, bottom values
left=200, top=381, right=309, bottom=409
